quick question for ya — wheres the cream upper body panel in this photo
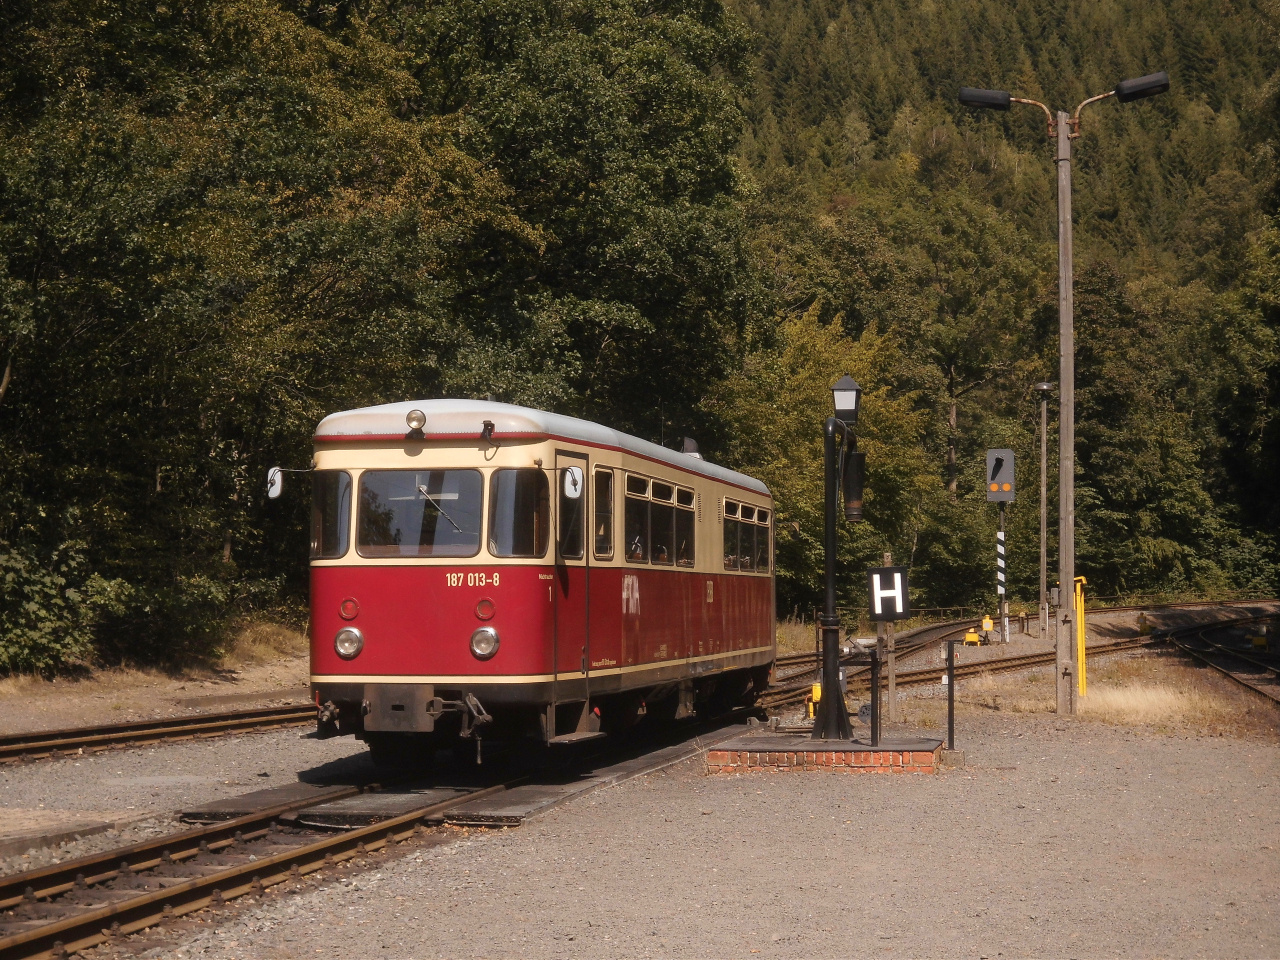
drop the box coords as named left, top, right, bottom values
left=314, top=399, right=767, bottom=494
left=311, top=401, right=772, bottom=572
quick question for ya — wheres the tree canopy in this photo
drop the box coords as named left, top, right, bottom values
left=1, top=0, right=1276, bottom=669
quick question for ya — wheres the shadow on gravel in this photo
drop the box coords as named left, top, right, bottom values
left=293, top=713, right=750, bottom=793
left=296, top=751, right=379, bottom=786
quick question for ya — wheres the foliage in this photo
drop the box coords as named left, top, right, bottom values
left=2, top=0, right=1278, bottom=670
left=0, top=0, right=755, bottom=669
left=706, top=306, right=933, bottom=612
left=0, top=540, right=131, bottom=674
left=716, top=0, right=1280, bottom=607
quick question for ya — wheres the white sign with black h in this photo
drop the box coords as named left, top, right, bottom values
left=867, top=566, right=910, bottom=622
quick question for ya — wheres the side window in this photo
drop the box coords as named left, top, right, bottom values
left=651, top=502, right=674, bottom=565
left=755, top=509, right=771, bottom=572
left=739, top=505, right=756, bottom=571
left=558, top=464, right=585, bottom=560
left=723, top=500, right=739, bottom=571
left=593, top=469, right=614, bottom=559
left=625, top=496, right=648, bottom=562
left=650, top=482, right=674, bottom=565
left=675, top=500, right=695, bottom=566
left=625, top=475, right=649, bottom=563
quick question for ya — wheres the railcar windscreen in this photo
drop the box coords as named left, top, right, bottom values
left=311, top=471, right=352, bottom=559
left=489, top=469, right=550, bottom=557
left=357, top=469, right=483, bottom=557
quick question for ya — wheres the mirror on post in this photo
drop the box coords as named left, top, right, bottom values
left=267, top=467, right=284, bottom=499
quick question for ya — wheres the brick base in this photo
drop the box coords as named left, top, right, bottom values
left=705, top=745, right=939, bottom=774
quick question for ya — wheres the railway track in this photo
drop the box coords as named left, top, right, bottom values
left=759, top=634, right=1159, bottom=710
left=0, top=705, right=315, bottom=765
left=764, top=599, right=1280, bottom=708
left=761, top=608, right=1280, bottom=712
left=0, top=716, right=750, bottom=960
left=773, top=620, right=971, bottom=684
left=0, top=776, right=512, bottom=960
left=1163, top=615, right=1280, bottom=705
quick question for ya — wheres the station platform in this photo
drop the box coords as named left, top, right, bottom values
left=706, top=733, right=942, bottom=774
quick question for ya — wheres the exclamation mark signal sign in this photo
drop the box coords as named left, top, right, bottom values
left=985, top=449, right=1015, bottom=502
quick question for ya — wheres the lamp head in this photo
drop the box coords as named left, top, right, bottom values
left=959, top=86, right=1012, bottom=111
left=831, top=375, right=862, bottom=426
left=1115, top=71, right=1169, bottom=103
left=1032, top=381, right=1055, bottom=395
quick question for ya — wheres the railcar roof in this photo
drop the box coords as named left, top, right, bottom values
left=315, top=400, right=770, bottom=496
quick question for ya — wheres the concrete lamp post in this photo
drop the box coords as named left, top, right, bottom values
left=959, top=71, right=1169, bottom=714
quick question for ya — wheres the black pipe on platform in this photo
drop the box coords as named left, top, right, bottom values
left=947, top=636, right=957, bottom=750
left=869, top=648, right=880, bottom=747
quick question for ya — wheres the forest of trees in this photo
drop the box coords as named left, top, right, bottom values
left=1, top=0, right=1277, bottom=671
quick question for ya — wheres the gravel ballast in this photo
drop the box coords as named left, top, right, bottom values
left=145, top=714, right=1279, bottom=960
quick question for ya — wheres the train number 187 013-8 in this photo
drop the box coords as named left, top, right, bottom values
left=445, top=572, right=500, bottom=587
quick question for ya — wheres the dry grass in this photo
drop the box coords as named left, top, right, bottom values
left=776, top=619, right=821, bottom=657
left=0, top=621, right=307, bottom=708
left=0, top=666, right=170, bottom=702
left=223, top=621, right=308, bottom=666
left=960, top=670, right=1056, bottom=714
left=902, top=650, right=1280, bottom=737
left=1077, top=683, right=1232, bottom=726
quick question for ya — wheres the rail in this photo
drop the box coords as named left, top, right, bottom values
left=0, top=704, right=315, bottom=765
left=0, top=779, right=513, bottom=960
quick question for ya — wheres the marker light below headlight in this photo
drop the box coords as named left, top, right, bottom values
left=334, top=627, right=364, bottom=660
left=470, top=627, right=499, bottom=660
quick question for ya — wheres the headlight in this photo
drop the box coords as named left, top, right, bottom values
left=334, top=627, right=364, bottom=660
left=470, top=627, right=499, bottom=660
left=405, top=409, right=426, bottom=430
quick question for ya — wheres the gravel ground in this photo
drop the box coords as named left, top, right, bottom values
left=0, top=816, right=182, bottom=877
left=125, top=712, right=1280, bottom=960
left=0, top=729, right=369, bottom=875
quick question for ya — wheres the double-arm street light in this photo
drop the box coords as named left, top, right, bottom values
left=960, top=72, right=1170, bottom=715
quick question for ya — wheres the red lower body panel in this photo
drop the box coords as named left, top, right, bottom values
left=310, top=563, right=772, bottom=703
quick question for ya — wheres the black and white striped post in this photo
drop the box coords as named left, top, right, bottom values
left=987, top=448, right=1015, bottom=644
left=997, top=504, right=1009, bottom=643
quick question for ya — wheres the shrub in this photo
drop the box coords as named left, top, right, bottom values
left=0, top=541, right=130, bottom=675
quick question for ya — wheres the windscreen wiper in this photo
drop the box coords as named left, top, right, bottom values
left=418, top=485, right=463, bottom=533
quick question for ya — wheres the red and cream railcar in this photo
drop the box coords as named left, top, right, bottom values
left=308, top=400, right=774, bottom=759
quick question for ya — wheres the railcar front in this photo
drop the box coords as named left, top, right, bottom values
left=306, top=399, right=774, bottom=764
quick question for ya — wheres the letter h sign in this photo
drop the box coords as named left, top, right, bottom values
left=867, top=566, right=910, bottom=621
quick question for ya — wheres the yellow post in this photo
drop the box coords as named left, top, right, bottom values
left=1074, top=576, right=1087, bottom=697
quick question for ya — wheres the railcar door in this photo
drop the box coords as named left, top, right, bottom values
left=553, top=451, right=590, bottom=711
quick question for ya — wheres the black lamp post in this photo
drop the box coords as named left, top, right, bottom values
left=960, top=71, right=1169, bottom=714
left=813, top=375, right=863, bottom=741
